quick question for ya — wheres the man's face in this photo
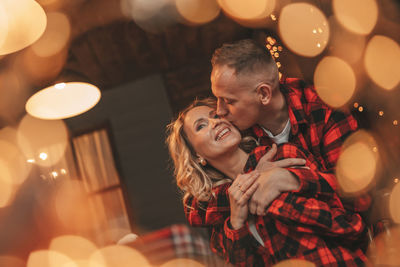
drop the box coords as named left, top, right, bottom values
left=211, top=65, right=261, bottom=131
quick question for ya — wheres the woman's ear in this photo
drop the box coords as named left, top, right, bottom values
left=257, top=83, right=272, bottom=105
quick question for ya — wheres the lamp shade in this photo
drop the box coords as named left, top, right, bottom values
left=0, top=0, right=47, bottom=55
left=25, top=82, right=101, bottom=120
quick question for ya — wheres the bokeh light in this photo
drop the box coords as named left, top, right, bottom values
left=273, top=259, right=316, bottom=267
left=31, top=12, right=71, bottom=58
left=25, top=82, right=101, bottom=120
left=160, top=258, right=205, bottom=267
left=314, top=56, right=356, bottom=108
left=368, top=226, right=400, bottom=266
left=121, top=0, right=178, bottom=33
left=0, top=256, right=25, bottom=267
left=90, top=245, right=151, bottom=267
left=19, top=46, right=68, bottom=86
left=0, top=70, right=30, bottom=124
left=0, top=165, right=15, bottom=207
left=54, top=180, right=94, bottom=232
left=278, top=3, right=329, bottom=57
left=218, top=0, right=275, bottom=19
left=364, top=35, right=400, bottom=90
left=17, top=115, right=69, bottom=167
left=336, top=130, right=379, bottom=194
left=175, top=0, right=220, bottom=25
left=389, top=182, right=400, bottom=223
left=328, top=17, right=366, bottom=64
left=0, top=0, right=47, bottom=55
left=49, top=235, right=98, bottom=261
left=27, top=250, right=76, bottom=267
left=0, top=127, right=32, bottom=185
left=333, top=0, right=378, bottom=35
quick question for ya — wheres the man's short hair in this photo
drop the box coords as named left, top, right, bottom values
left=211, top=39, right=275, bottom=75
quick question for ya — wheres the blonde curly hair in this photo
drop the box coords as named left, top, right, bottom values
left=166, top=98, right=232, bottom=203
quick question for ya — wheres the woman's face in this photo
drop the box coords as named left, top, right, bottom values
left=183, top=105, right=241, bottom=161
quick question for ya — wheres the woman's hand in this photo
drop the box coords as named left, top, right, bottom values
left=228, top=171, right=260, bottom=230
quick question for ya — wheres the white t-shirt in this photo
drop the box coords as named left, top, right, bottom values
left=248, top=119, right=291, bottom=246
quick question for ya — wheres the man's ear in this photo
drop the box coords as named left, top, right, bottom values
left=257, top=83, right=272, bottom=105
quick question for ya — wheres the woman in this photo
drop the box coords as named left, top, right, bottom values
left=166, top=98, right=368, bottom=266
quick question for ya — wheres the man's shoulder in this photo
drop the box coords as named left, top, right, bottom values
left=282, top=77, right=328, bottom=107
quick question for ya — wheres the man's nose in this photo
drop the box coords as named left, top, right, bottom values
left=216, top=99, right=228, bottom=117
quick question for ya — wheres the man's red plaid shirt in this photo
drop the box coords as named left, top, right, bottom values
left=184, top=78, right=371, bottom=266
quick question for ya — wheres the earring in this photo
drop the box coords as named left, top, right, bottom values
left=198, top=157, right=207, bottom=166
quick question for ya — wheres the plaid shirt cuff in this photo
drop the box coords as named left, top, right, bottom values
left=287, top=168, right=336, bottom=196
left=224, top=218, right=250, bottom=241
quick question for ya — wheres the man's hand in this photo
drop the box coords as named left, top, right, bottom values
left=255, top=144, right=307, bottom=172
left=249, top=167, right=300, bottom=216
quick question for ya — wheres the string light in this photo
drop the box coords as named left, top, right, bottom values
left=394, top=178, right=399, bottom=184
left=354, top=102, right=359, bottom=108
left=379, top=111, right=384, bottom=116
left=358, top=106, right=364, bottom=112
left=393, top=120, right=398, bottom=126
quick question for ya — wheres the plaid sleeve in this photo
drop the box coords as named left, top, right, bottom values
left=267, top=192, right=367, bottom=241
left=209, top=219, right=265, bottom=266
left=272, top=144, right=367, bottom=241
left=322, top=109, right=372, bottom=213
left=184, top=183, right=231, bottom=227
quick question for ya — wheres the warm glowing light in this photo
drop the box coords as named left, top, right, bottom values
left=390, top=183, right=400, bottom=223
left=31, top=12, right=71, bottom=58
left=364, top=35, right=400, bottom=90
left=314, top=56, right=356, bottom=108
left=60, top=169, right=67, bottom=174
left=160, top=258, right=205, bottom=267
left=270, top=14, right=276, bottom=21
left=278, top=3, right=329, bottom=57
left=328, top=17, right=367, bottom=64
left=26, top=82, right=101, bottom=120
left=175, top=0, right=220, bottom=25
left=27, top=250, right=76, bottom=267
left=17, top=115, right=68, bottom=167
left=368, top=226, right=400, bottom=266
left=90, top=245, right=151, bottom=267
left=50, top=235, right=98, bottom=261
left=19, top=44, right=68, bottom=86
left=394, top=120, right=398, bottom=126
left=51, top=171, right=58, bottom=178
left=273, top=259, right=316, bottom=267
left=0, top=0, right=47, bottom=55
left=0, top=127, right=32, bottom=186
left=336, top=130, right=379, bottom=194
left=333, top=0, right=378, bottom=35
left=218, top=0, right=275, bottom=20
left=54, top=180, right=94, bottom=232
left=218, top=0, right=276, bottom=27
left=358, top=106, right=363, bottom=112
left=0, top=256, right=25, bottom=267
left=379, top=111, right=384, bottom=116
left=353, top=102, right=359, bottom=108
left=0, top=70, right=30, bottom=125
left=0, top=165, right=15, bottom=207
left=394, top=178, right=399, bottom=184
left=39, top=152, right=48, bottom=160
left=121, top=0, right=178, bottom=33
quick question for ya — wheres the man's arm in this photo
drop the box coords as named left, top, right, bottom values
left=250, top=108, right=370, bottom=214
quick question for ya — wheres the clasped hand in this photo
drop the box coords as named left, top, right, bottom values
left=228, top=144, right=304, bottom=229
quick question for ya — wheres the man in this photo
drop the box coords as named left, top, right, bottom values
left=185, top=39, right=370, bottom=266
